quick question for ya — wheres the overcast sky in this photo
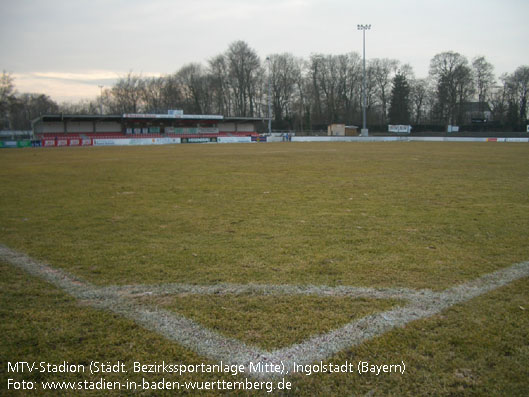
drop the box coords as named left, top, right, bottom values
left=1, top=0, right=528, bottom=102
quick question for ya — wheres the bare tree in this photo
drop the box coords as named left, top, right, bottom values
left=454, top=63, right=475, bottom=123
left=267, top=53, right=301, bottom=125
left=142, top=76, right=167, bottom=113
left=160, top=74, right=184, bottom=112
left=108, top=72, right=145, bottom=114
left=369, top=58, right=399, bottom=124
left=489, top=75, right=509, bottom=124
left=208, top=54, right=231, bottom=116
left=10, top=93, right=59, bottom=129
left=59, top=99, right=99, bottom=115
left=0, top=71, right=16, bottom=129
left=472, top=56, right=495, bottom=105
left=364, top=62, right=379, bottom=124
left=336, top=53, right=362, bottom=124
left=308, top=54, right=350, bottom=125
left=409, top=78, right=430, bottom=124
left=429, top=51, right=473, bottom=125
left=503, top=66, right=529, bottom=129
left=292, top=58, right=309, bottom=131
left=226, top=41, right=261, bottom=117
left=177, top=63, right=212, bottom=114
left=307, top=54, right=324, bottom=126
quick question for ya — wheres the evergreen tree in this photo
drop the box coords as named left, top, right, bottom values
left=388, top=73, right=411, bottom=124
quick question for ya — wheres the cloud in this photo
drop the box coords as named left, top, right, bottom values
left=31, top=71, right=118, bottom=84
left=12, top=72, right=104, bottom=102
left=11, top=70, right=162, bottom=102
left=2, top=0, right=528, bottom=102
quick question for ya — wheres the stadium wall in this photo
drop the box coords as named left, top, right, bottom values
left=93, top=138, right=182, bottom=146
left=3, top=135, right=529, bottom=149
left=291, top=136, right=529, bottom=143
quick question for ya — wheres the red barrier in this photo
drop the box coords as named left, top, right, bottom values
left=41, top=139, right=93, bottom=147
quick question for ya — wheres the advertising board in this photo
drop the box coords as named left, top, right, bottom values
left=93, top=138, right=181, bottom=146
left=388, top=125, right=412, bottom=134
left=217, top=137, right=252, bottom=143
left=181, top=137, right=217, bottom=143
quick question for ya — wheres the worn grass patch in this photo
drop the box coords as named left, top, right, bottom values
left=2, top=259, right=527, bottom=396
left=0, top=143, right=528, bottom=290
left=289, top=277, right=529, bottom=396
left=139, top=294, right=400, bottom=351
left=0, top=261, right=240, bottom=396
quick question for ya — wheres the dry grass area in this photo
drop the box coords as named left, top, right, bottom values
left=1, top=142, right=528, bottom=289
left=137, top=294, right=400, bottom=351
left=1, top=142, right=528, bottom=395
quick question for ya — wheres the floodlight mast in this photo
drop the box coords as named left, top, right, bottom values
left=357, top=24, right=371, bottom=136
left=266, top=56, right=272, bottom=134
left=98, top=85, right=104, bottom=115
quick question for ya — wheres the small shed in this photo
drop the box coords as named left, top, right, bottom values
left=328, top=124, right=345, bottom=136
left=345, top=125, right=359, bottom=136
left=328, top=124, right=359, bottom=136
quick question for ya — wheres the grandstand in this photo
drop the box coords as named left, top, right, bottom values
left=32, top=112, right=265, bottom=146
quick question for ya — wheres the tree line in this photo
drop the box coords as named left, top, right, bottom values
left=1, top=40, right=528, bottom=131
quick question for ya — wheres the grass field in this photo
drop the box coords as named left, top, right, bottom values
left=1, top=142, right=528, bottom=395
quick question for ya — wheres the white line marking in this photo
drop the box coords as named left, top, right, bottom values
left=2, top=244, right=528, bottom=378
